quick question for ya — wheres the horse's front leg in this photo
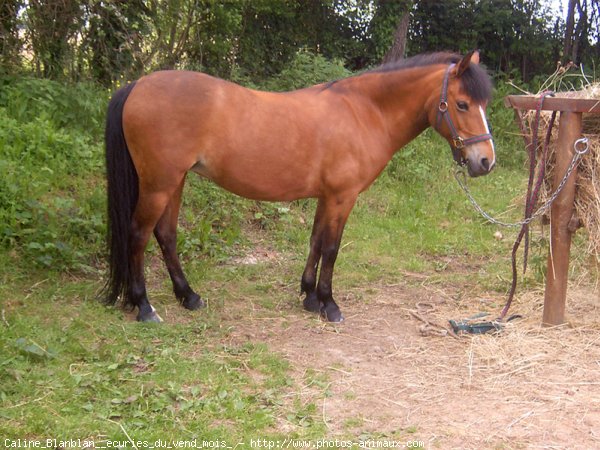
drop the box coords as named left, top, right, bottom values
left=301, top=199, right=326, bottom=313
left=302, top=193, right=358, bottom=322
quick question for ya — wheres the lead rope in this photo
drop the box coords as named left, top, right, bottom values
left=522, top=92, right=556, bottom=273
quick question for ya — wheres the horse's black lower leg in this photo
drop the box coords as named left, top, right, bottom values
left=154, top=194, right=204, bottom=311
left=301, top=199, right=325, bottom=313
left=155, top=228, right=204, bottom=310
left=301, top=248, right=321, bottom=313
left=128, top=188, right=184, bottom=323
left=129, top=219, right=162, bottom=322
left=307, top=194, right=357, bottom=322
left=316, top=240, right=344, bottom=322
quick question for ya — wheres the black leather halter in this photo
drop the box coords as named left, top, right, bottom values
left=436, top=64, right=493, bottom=165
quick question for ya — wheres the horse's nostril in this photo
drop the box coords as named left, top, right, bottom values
left=481, top=157, right=490, bottom=172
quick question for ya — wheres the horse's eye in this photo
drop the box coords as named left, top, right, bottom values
left=457, top=101, right=469, bottom=112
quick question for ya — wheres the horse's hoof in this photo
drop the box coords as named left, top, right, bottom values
left=137, top=306, right=163, bottom=323
left=320, top=303, right=344, bottom=323
left=303, top=292, right=322, bottom=313
left=182, top=293, right=205, bottom=311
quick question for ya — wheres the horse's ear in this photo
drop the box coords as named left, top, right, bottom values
left=455, top=50, right=479, bottom=77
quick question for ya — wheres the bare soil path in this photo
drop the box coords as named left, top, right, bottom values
left=219, top=270, right=600, bottom=449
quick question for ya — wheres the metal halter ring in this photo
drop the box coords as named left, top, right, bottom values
left=439, top=101, right=449, bottom=112
left=452, top=137, right=465, bottom=149
left=574, top=137, right=589, bottom=155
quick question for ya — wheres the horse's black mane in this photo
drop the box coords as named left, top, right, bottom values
left=373, top=52, right=461, bottom=73
left=370, top=52, right=493, bottom=102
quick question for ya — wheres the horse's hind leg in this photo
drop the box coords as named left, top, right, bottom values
left=128, top=191, right=169, bottom=321
left=153, top=175, right=204, bottom=310
left=129, top=180, right=186, bottom=322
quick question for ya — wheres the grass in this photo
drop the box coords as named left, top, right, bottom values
left=0, top=276, right=291, bottom=440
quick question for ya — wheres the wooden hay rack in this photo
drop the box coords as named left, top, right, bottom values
left=504, top=95, right=600, bottom=326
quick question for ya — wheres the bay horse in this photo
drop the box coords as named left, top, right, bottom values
left=103, top=50, right=495, bottom=323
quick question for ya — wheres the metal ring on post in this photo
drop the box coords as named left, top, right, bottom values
left=574, top=137, right=589, bottom=155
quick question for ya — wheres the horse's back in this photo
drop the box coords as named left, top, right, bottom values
left=122, top=71, right=335, bottom=199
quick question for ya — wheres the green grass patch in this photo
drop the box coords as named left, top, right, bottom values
left=0, top=276, right=293, bottom=439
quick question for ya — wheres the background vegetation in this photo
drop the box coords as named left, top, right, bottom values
left=1, top=0, right=599, bottom=85
left=0, top=0, right=598, bottom=440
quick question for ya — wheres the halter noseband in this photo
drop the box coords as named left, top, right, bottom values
left=436, top=64, right=493, bottom=165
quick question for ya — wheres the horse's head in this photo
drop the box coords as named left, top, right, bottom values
left=431, top=51, right=495, bottom=177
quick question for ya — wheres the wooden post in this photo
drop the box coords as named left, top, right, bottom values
left=542, top=111, right=582, bottom=326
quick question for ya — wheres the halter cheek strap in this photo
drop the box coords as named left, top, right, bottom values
left=436, top=64, right=493, bottom=165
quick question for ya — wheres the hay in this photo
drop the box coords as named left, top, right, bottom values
left=519, top=69, right=600, bottom=260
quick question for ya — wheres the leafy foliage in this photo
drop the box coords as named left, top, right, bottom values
left=3, top=0, right=597, bottom=84
left=0, top=77, right=108, bottom=269
left=258, top=50, right=351, bottom=91
left=409, top=0, right=563, bottom=81
left=0, top=107, right=104, bottom=268
left=0, top=76, right=106, bottom=137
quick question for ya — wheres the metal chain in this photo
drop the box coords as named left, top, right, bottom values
left=455, top=137, right=590, bottom=228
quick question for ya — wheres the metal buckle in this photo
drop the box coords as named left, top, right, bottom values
left=452, top=136, right=465, bottom=149
left=439, top=101, right=448, bottom=112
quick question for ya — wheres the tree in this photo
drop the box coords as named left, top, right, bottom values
left=563, top=0, right=577, bottom=62
left=145, top=0, right=198, bottom=70
left=382, top=2, right=412, bottom=63
left=26, top=0, right=82, bottom=79
left=83, top=1, right=150, bottom=86
left=472, top=0, right=514, bottom=73
left=370, top=0, right=413, bottom=63
left=0, top=0, right=23, bottom=71
left=562, top=0, right=599, bottom=65
left=0, top=0, right=596, bottom=86
left=588, top=0, right=600, bottom=65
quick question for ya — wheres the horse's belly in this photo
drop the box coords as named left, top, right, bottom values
left=191, top=155, right=318, bottom=202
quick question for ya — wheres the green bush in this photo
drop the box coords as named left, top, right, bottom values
left=265, top=50, right=351, bottom=91
left=234, top=50, right=351, bottom=92
left=0, top=75, right=107, bottom=139
left=0, top=77, right=106, bottom=269
left=0, top=107, right=104, bottom=269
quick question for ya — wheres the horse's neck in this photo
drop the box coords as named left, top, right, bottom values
left=354, top=66, right=445, bottom=151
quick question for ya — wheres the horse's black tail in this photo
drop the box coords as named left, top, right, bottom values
left=102, top=81, right=138, bottom=307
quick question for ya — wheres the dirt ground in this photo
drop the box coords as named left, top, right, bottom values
left=216, top=251, right=600, bottom=450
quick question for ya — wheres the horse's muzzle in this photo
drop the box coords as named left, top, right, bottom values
left=467, top=154, right=494, bottom=177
